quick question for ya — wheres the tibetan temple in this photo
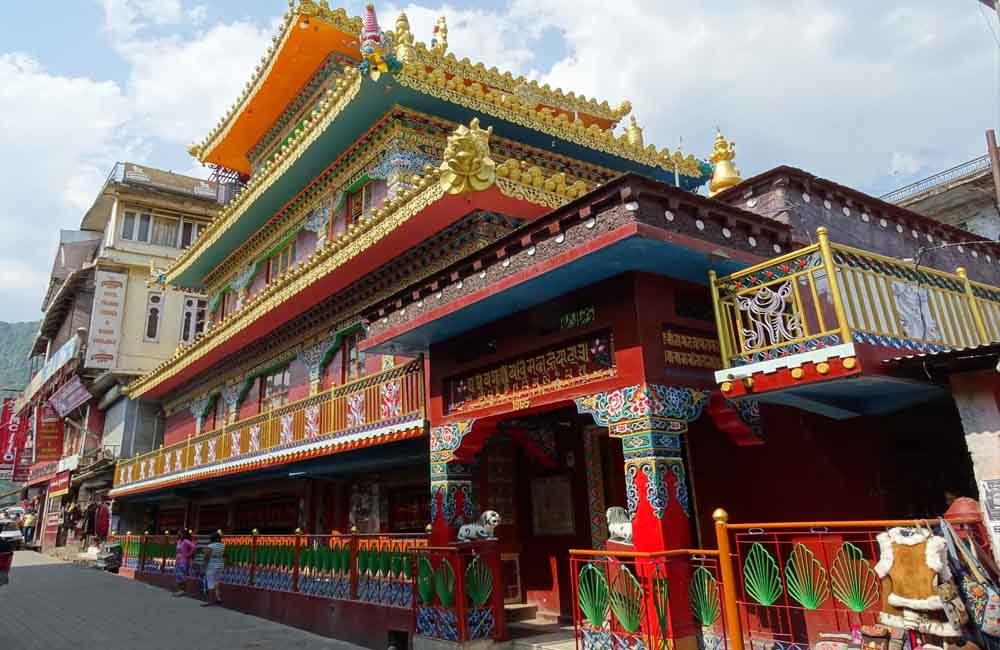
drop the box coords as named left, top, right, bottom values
left=107, top=3, right=1000, bottom=648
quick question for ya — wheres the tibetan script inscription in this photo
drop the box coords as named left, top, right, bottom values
left=662, top=328, right=721, bottom=369
left=447, top=332, right=615, bottom=413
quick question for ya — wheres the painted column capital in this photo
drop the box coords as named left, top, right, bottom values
left=188, top=395, right=212, bottom=434
left=298, top=337, right=333, bottom=395
left=574, top=383, right=709, bottom=436
left=222, top=381, right=241, bottom=424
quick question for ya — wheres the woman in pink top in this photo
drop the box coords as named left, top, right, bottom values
left=172, top=530, right=196, bottom=596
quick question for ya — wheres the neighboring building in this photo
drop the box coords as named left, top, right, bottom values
left=19, top=162, right=220, bottom=551
left=882, top=155, right=999, bottom=240
left=105, top=3, right=1000, bottom=648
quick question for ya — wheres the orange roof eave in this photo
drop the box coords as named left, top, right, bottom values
left=199, top=12, right=361, bottom=175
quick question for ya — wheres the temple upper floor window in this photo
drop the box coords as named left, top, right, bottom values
left=260, top=365, right=291, bottom=413
left=268, top=239, right=296, bottom=282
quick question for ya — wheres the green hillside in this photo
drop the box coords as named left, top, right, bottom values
left=0, top=321, right=38, bottom=391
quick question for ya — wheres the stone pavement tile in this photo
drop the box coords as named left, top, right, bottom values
left=0, top=551, right=366, bottom=650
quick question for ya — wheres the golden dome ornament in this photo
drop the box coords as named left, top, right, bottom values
left=708, top=128, right=742, bottom=196
left=439, top=118, right=496, bottom=194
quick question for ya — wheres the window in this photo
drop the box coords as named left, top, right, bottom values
left=180, top=221, right=208, bottom=248
left=137, top=213, right=151, bottom=242
left=260, top=366, right=291, bottom=412
left=121, top=212, right=136, bottom=240
left=144, top=292, right=163, bottom=341
left=348, top=183, right=373, bottom=223
left=121, top=212, right=152, bottom=242
left=268, top=240, right=296, bottom=282
left=343, top=330, right=365, bottom=383
left=151, top=216, right=180, bottom=247
left=180, top=297, right=207, bottom=343
left=210, top=393, right=226, bottom=430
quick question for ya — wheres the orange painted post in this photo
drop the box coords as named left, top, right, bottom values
left=713, top=509, right=744, bottom=650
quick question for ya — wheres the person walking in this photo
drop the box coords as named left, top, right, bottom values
left=21, top=511, right=36, bottom=546
left=172, top=530, right=196, bottom=597
left=201, top=532, right=225, bottom=607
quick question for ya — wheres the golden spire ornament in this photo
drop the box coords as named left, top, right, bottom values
left=708, top=129, right=742, bottom=196
left=394, top=12, right=416, bottom=63
left=625, top=116, right=644, bottom=148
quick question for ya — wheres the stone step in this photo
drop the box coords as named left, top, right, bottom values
left=504, top=603, right=539, bottom=622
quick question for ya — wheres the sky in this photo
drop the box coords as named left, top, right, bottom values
left=0, top=0, right=998, bottom=323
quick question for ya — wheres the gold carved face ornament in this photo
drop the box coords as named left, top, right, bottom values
left=439, top=118, right=496, bottom=194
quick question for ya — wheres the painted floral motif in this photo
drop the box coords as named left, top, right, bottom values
left=280, top=414, right=295, bottom=444
left=304, top=405, right=320, bottom=438
left=206, top=439, right=217, bottom=463
left=193, top=442, right=203, bottom=466
left=575, top=384, right=708, bottom=428
left=248, top=425, right=261, bottom=452
left=380, top=380, right=402, bottom=419
left=139, top=461, right=146, bottom=481
left=230, top=430, right=242, bottom=455
left=347, top=393, right=366, bottom=428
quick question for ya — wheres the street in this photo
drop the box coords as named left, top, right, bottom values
left=0, top=551, right=361, bottom=650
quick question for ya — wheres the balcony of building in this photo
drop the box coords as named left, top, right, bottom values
left=710, top=227, right=1000, bottom=418
left=110, top=359, right=426, bottom=497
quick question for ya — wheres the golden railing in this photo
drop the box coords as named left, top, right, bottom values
left=112, top=359, right=425, bottom=489
left=709, top=227, right=1000, bottom=368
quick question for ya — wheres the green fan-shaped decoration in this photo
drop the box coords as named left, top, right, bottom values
left=418, top=556, right=435, bottom=605
left=390, top=550, right=402, bottom=578
left=340, top=545, right=351, bottom=575
left=358, top=548, right=369, bottom=575
left=785, top=544, right=830, bottom=610
left=689, top=566, right=721, bottom=626
left=465, top=555, right=494, bottom=607
left=609, top=565, right=644, bottom=633
left=743, top=543, right=783, bottom=606
left=401, top=552, right=412, bottom=579
left=578, top=563, right=609, bottom=628
left=435, top=558, right=457, bottom=608
left=379, top=548, right=391, bottom=577
left=652, top=563, right=670, bottom=643
left=830, top=543, right=879, bottom=613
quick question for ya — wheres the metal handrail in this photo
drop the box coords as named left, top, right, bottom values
left=881, top=154, right=992, bottom=204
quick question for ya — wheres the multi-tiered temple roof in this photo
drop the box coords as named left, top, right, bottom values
left=130, top=2, right=712, bottom=398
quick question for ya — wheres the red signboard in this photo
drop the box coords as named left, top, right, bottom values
left=48, top=471, right=71, bottom=497
left=34, top=404, right=64, bottom=463
left=48, top=376, right=91, bottom=417
left=0, top=398, right=16, bottom=478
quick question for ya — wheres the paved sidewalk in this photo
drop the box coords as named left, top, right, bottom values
left=0, top=551, right=363, bottom=650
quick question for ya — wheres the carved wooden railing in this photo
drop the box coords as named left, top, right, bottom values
left=112, top=359, right=425, bottom=490
left=710, top=227, right=1000, bottom=369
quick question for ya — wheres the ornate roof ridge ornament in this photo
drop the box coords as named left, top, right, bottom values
left=708, top=128, right=742, bottom=196
left=439, top=118, right=496, bottom=194
left=430, top=15, right=448, bottom=56
left=394, top=11, right=416, bottom=63
left=358, top=4, right=401, bottom=80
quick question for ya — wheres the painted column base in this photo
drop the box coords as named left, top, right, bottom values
left=413, top=635, right=494, bottom=650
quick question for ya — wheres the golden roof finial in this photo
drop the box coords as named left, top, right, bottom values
left=439, top=118, right=496, bottom=194
left=708, top=128, right=741, bottom=196
left=625, top=116, right=643, bottom=148
left=430, top=16, right=448, bottom=56
left=394, top=12, right=415, bottom=63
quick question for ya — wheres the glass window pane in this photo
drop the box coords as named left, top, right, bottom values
left=121, top=212, right=136, bottom=240
left=137, top=214, right=151, bottom=242
left=151, top=216, right=180, bottom=247
left=180, top=222, right=195, bottom=248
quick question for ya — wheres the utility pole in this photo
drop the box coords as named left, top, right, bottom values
left=987, top=130, right=1000, bottom=214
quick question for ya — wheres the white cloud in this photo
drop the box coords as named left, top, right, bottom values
left=0, top=53, right=132, bottom=319
left=115, top=21, right=274, bottom=146
left=99, top=0, right=208, bottom=37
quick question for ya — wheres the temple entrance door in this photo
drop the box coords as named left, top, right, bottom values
left=480, top=407, right=624, bottom=620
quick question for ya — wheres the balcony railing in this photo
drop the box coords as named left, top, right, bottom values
left=709, top=228, right=1000, bottom=369
left=112, top=359, right=425, bottom=490
left=880, top=154, right=992, bottom=204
